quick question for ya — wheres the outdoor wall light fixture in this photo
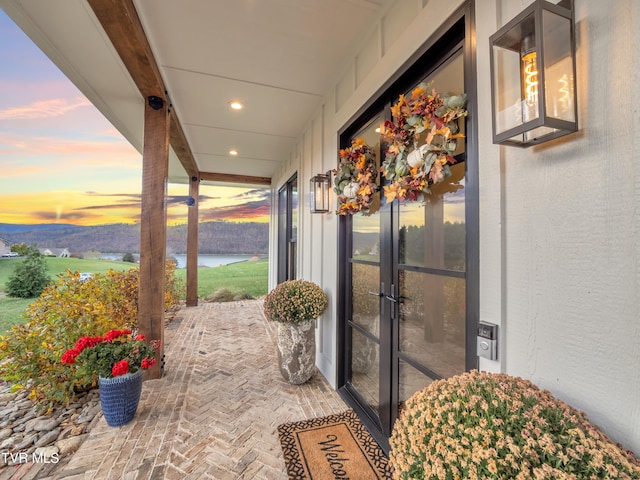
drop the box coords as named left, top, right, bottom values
left=310, top=172, right=331, bottom=213
left=490, top=0, right=577, bottom=147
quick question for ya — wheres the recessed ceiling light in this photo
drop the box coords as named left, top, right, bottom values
left=229, top=101, right=244, bottom=110
left=229, top=149, right=238, bottom=156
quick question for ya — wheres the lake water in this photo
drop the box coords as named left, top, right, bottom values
left=101, top=253, right=262, bottom=269
left=173, top=254, right=258, bottom=269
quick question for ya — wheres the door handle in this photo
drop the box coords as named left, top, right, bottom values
left=368, top=291, right=383, bottom=297
left=386, top=283, right=399, bottom=303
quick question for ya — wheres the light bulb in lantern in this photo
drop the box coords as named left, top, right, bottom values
left=520, top=35, right=538, bottom=123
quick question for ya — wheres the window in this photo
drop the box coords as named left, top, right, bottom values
left=277, top=174, right=298, bottom=283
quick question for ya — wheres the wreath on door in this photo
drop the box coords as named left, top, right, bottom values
left=333, top=137, right=378, bottom=215
left=332, top=85, right=467, bottom=215
left=381, top=83, right=468, bottom=203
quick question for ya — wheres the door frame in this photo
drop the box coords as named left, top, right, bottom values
left=336, top=1, right=479, bottom=452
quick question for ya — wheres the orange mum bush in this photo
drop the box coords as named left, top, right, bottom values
left=390, top=371, right=640, bottom=480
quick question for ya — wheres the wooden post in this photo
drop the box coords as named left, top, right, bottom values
left=138, top=95, right=169, bottom=379
left=186, top=176, right=199, bottom=306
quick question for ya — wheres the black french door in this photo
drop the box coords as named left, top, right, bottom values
left=338, top=12, right=477, bottom=451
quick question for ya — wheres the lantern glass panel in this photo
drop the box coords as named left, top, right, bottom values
left=492, top=12, right=538, bottom=137
left=542, top=10, right=574, bottom=123
left=310, top=175, right=330, bottom=213
left=491, top=1, right=577, bottom=147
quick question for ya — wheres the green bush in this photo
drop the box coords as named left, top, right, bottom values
left=6, top=246, right=51, bottom=298
left=122, top=252, right=136, bottom=263
left=0, top=263, right=183, bottom=408
left=390, top=371, right=640, bottom=479
left=10, top=242, right=29, bottom=255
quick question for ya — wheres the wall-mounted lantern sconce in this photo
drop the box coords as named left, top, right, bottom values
left=490, top=0, right=577, bottom=147
left=310, top=172, right=331, bottom=213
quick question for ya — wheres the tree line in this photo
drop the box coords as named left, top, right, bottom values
left=1, top=221, right=268, bottom=256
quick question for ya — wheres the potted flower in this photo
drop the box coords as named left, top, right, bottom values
left=263, top=280, right=328, bottom=384
left=61, top=329, right=161, bottom=426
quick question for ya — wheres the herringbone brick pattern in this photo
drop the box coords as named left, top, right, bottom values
left=48, top=300, right=347, bottom=479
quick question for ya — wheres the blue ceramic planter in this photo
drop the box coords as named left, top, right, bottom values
left=98, top=369, right=143, bottom=427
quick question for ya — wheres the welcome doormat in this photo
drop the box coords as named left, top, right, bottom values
left=277, top=409, right=392, bottom=479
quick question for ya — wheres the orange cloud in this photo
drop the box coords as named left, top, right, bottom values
left=200, top=198, right=270, bottom=223
left=0, top=188, right=270, bottom=226
left=0, top=131, right=140, bottom=160
left=0, top=97, right=91, bottom=120
left=0, top=164, right=41, bottom=178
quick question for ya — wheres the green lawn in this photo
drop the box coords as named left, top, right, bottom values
left=0, top=257, right=138, bottom=334
left=174, top=258, right=268, bottom=299
left=0, top=257, right=268, bottom=334
left=0, top=297, right=33, bottom=332
left=0, top=257, right=136, bottom=293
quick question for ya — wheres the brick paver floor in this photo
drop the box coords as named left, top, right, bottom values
left=29, top=300, right=347, bottom=479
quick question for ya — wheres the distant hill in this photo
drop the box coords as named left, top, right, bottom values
left=0, top=222, right=268, bottom=255
left=0, top=223, right=84, bottom=234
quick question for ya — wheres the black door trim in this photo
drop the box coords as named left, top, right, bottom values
left=337, top=1, right=478, bottom=453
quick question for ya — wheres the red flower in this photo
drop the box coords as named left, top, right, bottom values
left=111, top=359, right=129, bottom=377
left=135, top=334, right=146, bottom=341
left=141, top=357, right=156, bottom=369
left=61, top=348, right=81, bottom=364
left=75, top=336, right=104, bottom=352
left=75, top=337, right=90, bottom=351
left=104, top=330, right=119, bottom=342
left=104, top=329, right=132, bottom=342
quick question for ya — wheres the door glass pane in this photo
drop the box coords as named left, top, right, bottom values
left=399, top=270, right=466, bottom=378
left=399, top=161, right=465, bottom=270
left=352, top=214, right=381, bottom=262
left=351, top=263, right=380, bottom=337
left=277, top=187, right=287, bottom=283
left=347, top=116, right=386, bottom=425
left=350, top=116, right=383, bottom=262
left=399, top=360, right=436, bottom=406
left=288, top=241, right=296, bottom=281
left=350, top=329, right=379, bottom=411
left=290, top=177, right=298, bottom=241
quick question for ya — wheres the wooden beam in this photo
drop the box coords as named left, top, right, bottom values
left=169, top=109, right=198, bottom=178
left=199, top=172, right=272, bottom=186
left=87, top=0, right=199, bottom=178
left=138, top=96, right=170, bottom=379
left=186, top=177, right=199, bottom=307
left=87, top=0, right=164, bottom=97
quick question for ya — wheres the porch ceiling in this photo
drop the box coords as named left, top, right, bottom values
left=1, top=0, right=391, bottom=187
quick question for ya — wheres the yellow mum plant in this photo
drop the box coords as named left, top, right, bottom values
left=263, top=280, right=328, bottom=324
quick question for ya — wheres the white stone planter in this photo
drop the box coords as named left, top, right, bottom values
left=276, top=320, right=316, bottom=384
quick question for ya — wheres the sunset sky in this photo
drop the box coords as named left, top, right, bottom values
left=0, top=10, right=270, bottom=226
